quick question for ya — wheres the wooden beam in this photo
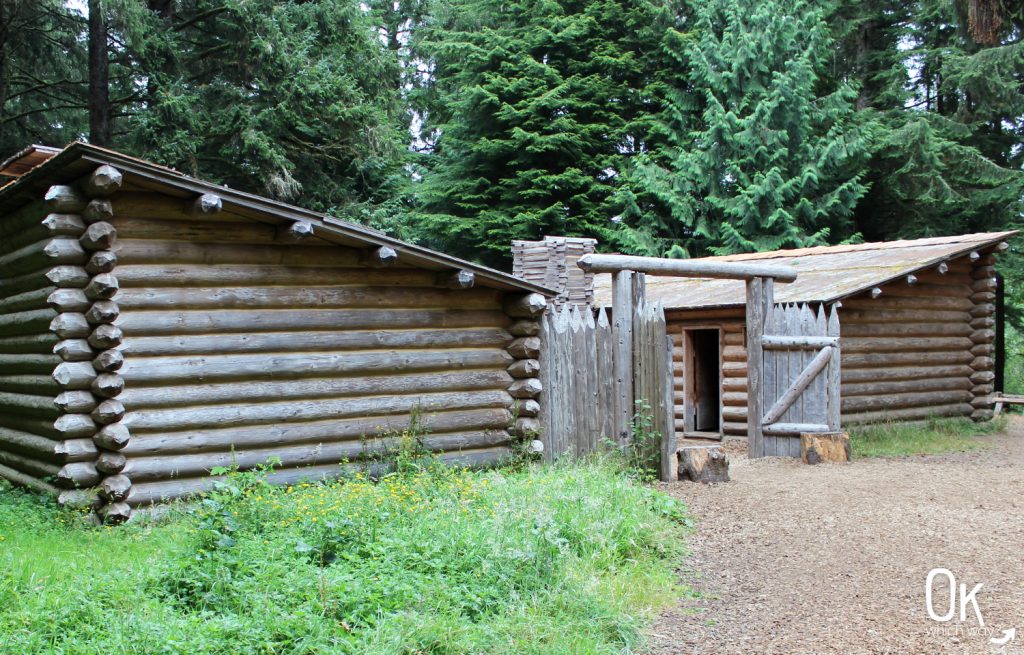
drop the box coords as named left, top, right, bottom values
left=745, top=277, right=768, bottom=458
left=578, top=254, right=798, bottom=282
left=761, top=335, right=839, bottom=350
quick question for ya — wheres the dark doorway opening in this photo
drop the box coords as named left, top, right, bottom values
left=684, top=328, right=721, bottom=436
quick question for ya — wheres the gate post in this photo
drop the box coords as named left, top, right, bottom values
left=612, top=270, right=634, bottom=443
left=745, top=276, right=772, bottom=458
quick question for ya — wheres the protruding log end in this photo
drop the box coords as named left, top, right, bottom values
left=969, top=251, right=980, bottom=262
left=906, top=274, right=918, bottom=285
left=85, top=250, right=118, bottom=275
left=514, top=398, right=541, bottom=418
left=507, top=337, right=541, bottom=359
left=45, top=266, right=90, bottom=288
left=58, top=489, right=102, bottom=511
left=440, top=269, right=475, bottom=289
left=80, top=221, right=117, bottom=251
left=83, top=165, right=123, bottom=197
left=507, top=319, right=541, bottom=337
left=53, top=413, right=98, bottom=438
left=95, top=451, right=127, bottom=474
left=88, top=324, right=124, bottom=349
left=361, top=245, right=398, bottom=268
left=57, top=462, right=101, bottom=488
left=504, top=292, right=547, bottom=317
left=91, top=373, right=125, bottom=398
left=995, top=242, right=1009, bottom=253
left=100, top=501, right=132, bottom=524
left=937, top=262, right=949, bottom=275
left=42, top=213, right=86, bottom=237
left=91, top=398, right=126, bottom=425
left=507, top=359, right=540, bottom=378
left=92, top=348, right=124, bottom=372
left=47, top=288, right=91, bottom=313
left=94, top=422, right=131, bottom=450
left=510, top=417, right=541, bottom=437
left=54, top=339, right=94, bottom=362
left=50, top=312, right=91, bottom=339
left=54, top=390, right=98, bottom=414
left=277, top=220, right=315, bottom=242
left=83, top=199, right=114, bottom=224
left=99, top=474, right=132, bottom=502
left=85, top=273, right=119, bottom=300
left=85, top=300, right=120, bottom=325
left=52, top=361, right=96, bottom=389
left=508, top=378, right=542, bottom=399
left=45, top=184, right=87, bottom=212
left=191, top=193, right=222, bottom=215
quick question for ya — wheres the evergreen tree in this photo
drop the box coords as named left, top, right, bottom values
left=411, top=0, right=676, bottom=265
left=623, top=0, right=870, bottom=257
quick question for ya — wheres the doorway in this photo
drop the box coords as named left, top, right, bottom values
left=683, top=328, right=722, bottom=437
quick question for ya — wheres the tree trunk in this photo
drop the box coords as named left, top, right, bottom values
left=87, top=0, right=111, bottom=146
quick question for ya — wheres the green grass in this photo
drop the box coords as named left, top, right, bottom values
left=0, top=458, right=689, bottom=655
left=849, top=416, right=1007, bottom=458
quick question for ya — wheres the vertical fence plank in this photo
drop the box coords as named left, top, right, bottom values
left=612, top=271, right=634, bottom=444
left=827, top=306, right=842, bottom=431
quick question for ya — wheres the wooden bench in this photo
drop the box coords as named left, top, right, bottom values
left=987, top=393, right=1024, bottom=417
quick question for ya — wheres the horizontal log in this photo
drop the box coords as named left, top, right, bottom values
left=507, top=359, right=540, bottom=378
left=124, top=389, right=511, bottom=434
left=53, top=413, right=97, bottom=438
left=0, top=426, right=59, bottom=460
left=119, top=349, right=512, bottom=385
left=839, top=309, right=971, bottom=324
left=0, top=333, right=59, bottom=356
left=117, top=369, right=511, bottom=410
left=842, top=377, right=973, bottom=398
left=0, top=353, right=61, bottom=375
left=0, top=307, right=57, bottom=336
left=971, top=343, right=993, bottom=357
left=115, top=308, right=509, bottom=336
left=112, top=285, right=502, bottom=311
left=0, top=374, right=60, bottom=395
left=874, top=283, right=972, bottom=299
left=123, top=429, right=512, bottom=484
left=116, top=239, right=363, bottom=267
left=0, top=391, right=60, bottom=418
left=841, top=323, right=972, bottom=339
left=55, top=390, right=98, bottom=413
left=0, top=238, right=86, bottom=277
left=722, top=391, right=747, bottom=406
left=359, top=245, right=397, bottom=267
left=970, top=396, right=991, bottom=409
left=971, top=408, right=995, bottom=422
left=841, top=365, right=975, bottom=384
left=50, top=312, right=90, bottom=338
left=439, top=270, right=474, bottom=289
left=971, top=277, right=997, bottom=292
left=762, top=335, right=838, bottom=350
left=971, top=383, right=994, bottom=396
left=510, top=417, right=540, bottom=437
left=722, top=377, right=747, bottom=392
left=114, top=264, right=443, bottom=289
left=0, top=201, right=47, bottom=240
left=503, top=293, right=547, bottom=317
left=52, top=362, right=97, bottom=389
left=970, top=303, right=995, bottom=318
left=840, top=336, right=973, bottom=354
left=0, top=287, right=51, bottom=317
left=970, top=329, right=995, bottom=344
left=843, top=403, right=973, bottom=425
left=722, top=406, right=747, bottom=421
left=122, top=407, right=511, bottom=457
left=124, top=447, right=511, bottom=506
left=54, top=339, right=94, bottom=362
left=508, top=378, right=542, bottom=399
left=0, top=461, right=59, bottom=494
left=722, top=345, right=746, bottom=361
left=56, top=462, right=100, bottom=488
left=83, top=165, right=123, bottom=197
left=578, top=253, right=798, bottom=281
left=44, top=185, right=87, bottom=212
left=971, top=370, right=996, bottom=384
left=970, top=316, right=995, bottom=329
left=843, top=351, right=973, bottom=369
left=843, top=295, right=973, bottom=312
left=666, top=308, right=745, bottom=322
left=971, top=356, right=994, bottom=371
left=841, top=390, right=973, bottom=413
left=722, top=361, right=748, bottom=376
left=970, top=291, right=996, bottom=303
left=4, top=214, right=86, bottom=254
left=191, top=193, right=223, bottom=216
left=763, top=422, right=830, bottom=435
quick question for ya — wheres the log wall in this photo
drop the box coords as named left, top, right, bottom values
left=663, top=251, right=1000, bottom=436
left=95, top=192, right=542, bottom=515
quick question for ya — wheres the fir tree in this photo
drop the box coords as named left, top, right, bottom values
left=623, top=0, right=870, bottom=257
left=411, top=0, right=676, bottom=265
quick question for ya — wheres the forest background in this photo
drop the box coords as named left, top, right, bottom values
left=2, top=0, right=1022, bottom=321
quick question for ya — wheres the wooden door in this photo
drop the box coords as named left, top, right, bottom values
left=682, top=327, right=723, bottom=438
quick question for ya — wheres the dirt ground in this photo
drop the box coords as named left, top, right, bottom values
left=646, top=419, right=1024, bottom=655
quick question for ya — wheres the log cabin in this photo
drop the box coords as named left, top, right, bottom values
left=516, top=233, right=1014, bottom=441
left=0, top=143, right=551, bottom=521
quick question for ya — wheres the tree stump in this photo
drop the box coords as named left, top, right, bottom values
left=678, top=445, right=730, bottom=483
left=800, top=432, right=850, bottom=464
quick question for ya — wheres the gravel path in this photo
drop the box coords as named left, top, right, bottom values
left=646, top=419, right=1024, bottom=655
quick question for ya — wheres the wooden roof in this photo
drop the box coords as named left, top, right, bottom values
left=0, top=145, right=60, bottom=179
left=593, top=232, right=1017, bottom=309
left=0, top=142, right=554, bottom=295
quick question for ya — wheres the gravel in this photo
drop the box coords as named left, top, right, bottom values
left=645, top=420, right=1024, bottom=655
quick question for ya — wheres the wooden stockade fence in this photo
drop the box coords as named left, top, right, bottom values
left=539, top=301, right=675, bottom=480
